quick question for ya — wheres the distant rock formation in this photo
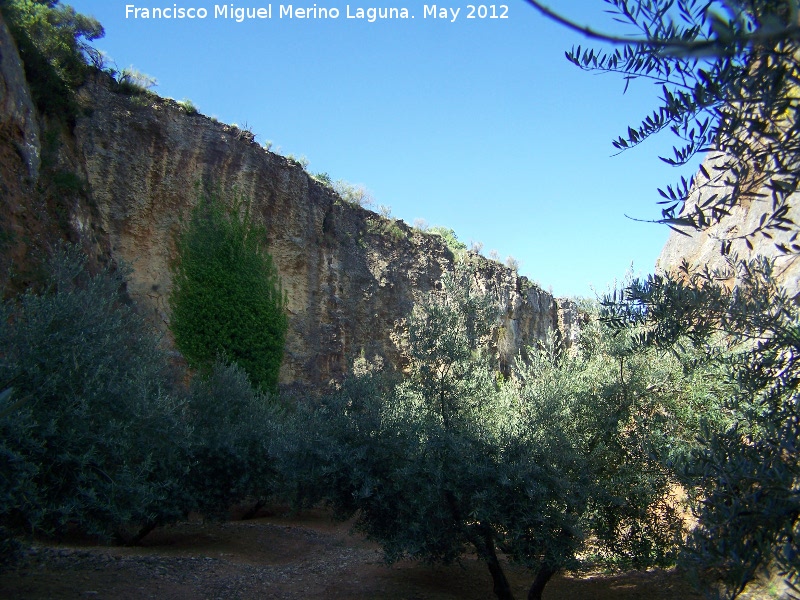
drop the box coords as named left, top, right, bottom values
left=0, top=12, right=580, bottom=391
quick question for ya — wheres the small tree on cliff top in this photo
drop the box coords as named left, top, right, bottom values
left=1, top=0, right=103, bottom=116
left=169, top=191, right=287, bottom=393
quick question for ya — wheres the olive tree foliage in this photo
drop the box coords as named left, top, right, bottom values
left=184, top=360, right=279, bottom=521
left=524, top=1, right=800, bottom=596
left=527, top=0, right=800, bottom=250
left=603, top=258, right=800, bottom=598
left=169, top=191, right=287, bottom=393
left=0, top=246, right=286, bottom=563
left=278, top=268, right=715, bottom=600
left=0, top=245, right=189, bottom=558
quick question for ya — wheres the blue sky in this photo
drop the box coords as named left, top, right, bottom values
left=66, top=0, right=703, bottom=298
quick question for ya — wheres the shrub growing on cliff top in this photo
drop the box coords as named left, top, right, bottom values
left=332, top=179, right=375, bottom=208
left=428, top=226, right=466, bottom=257
left=169, top=191, right=287, bottom=393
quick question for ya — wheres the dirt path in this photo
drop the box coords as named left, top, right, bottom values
left=1, top=509, right=709, bottom=599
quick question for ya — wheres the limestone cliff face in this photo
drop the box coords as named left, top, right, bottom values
left=0, top=14, right=576, bottom=390
left=657, top=155, right=800, bottom=296
left=73, top=79, right=570, bottom=388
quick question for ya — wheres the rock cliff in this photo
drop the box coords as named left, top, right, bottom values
left=657, top=155, right=800, bottom=296
left=0, top=13, right=577, bottom=391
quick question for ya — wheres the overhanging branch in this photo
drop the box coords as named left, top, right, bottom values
left=523, top=0, right=800, bottom=52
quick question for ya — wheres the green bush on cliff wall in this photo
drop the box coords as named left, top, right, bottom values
left=1, top=0, right=103, bottom=117
left=170, top=191, right=287, bottom=393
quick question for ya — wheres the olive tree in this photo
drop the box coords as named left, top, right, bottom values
left=281, top=267, right=711, bottom=600
left=0, top=245, right=189, bottom=553
left=184, top=360, right=279, bottom=521
left=602, top=257, right=800, bottom=598
left=525, top=2, right=800, bottom=596
left=527, top=0, right=800, bottom=248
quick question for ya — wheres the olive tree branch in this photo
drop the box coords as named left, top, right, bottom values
left=523, top=0, right=800, bottom=51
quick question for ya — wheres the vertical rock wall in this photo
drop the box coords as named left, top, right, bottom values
left=0, top=13, right=577, bottom=391
left=657, top=154, right=800, bottom=296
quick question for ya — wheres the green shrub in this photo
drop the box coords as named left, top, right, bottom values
left=312, top=172, right=333, bottom=187
left=428, top=226, right=467, bottom=257
left=170, top=191, right=288, bottom=393
left=111, top=66, right=157, bottom=96
left=366, top=216, right=407, bottom=241
left=332, top=180, right=374, bottom=208
left=285, top=154, right=309, bottom=169
left=176, top=98, right=198, bottom=114
left=0, top=245, right=189, bottom=552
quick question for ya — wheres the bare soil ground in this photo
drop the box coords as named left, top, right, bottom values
left=0, top=508, right=723, bottom=599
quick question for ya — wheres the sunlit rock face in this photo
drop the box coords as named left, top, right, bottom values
left=657, top=154, right=800, bottom=297
left=0, top=12, right=578, bottom=391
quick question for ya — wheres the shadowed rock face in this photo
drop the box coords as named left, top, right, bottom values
left=0, top=15, right=38, bottom=181
left=0, top=13, right=40, bottom=278
left=657, top=155, right=800, bottom=297
left=0, top=13, right=577, bottom=391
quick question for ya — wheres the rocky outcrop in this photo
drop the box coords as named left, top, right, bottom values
left=0, top=12, right=577, bottom=391
left=0, top=15, right=38, bottom=181
left=657, top=154, right=800, bottom=296
left=0, top=14, right=112, bottom=286
left=0, top=13, right=39, bottom=278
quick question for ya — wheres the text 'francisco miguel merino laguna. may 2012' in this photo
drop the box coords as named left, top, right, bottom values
left=124, top=4, right=510, bottom=23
